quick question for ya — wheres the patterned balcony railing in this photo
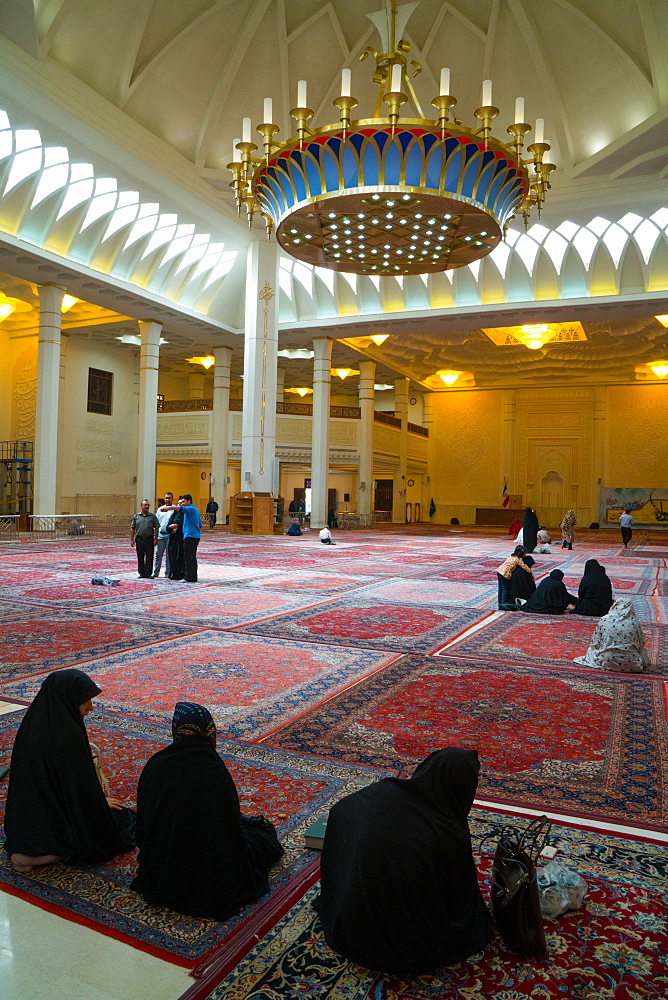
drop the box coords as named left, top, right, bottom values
left=158, top=399, right=361, bottom=418
left=158, top=398, right=213, bottom=412
left=373, top=410, right=402, bottom=428
left=156, top=399, right=425, bottom=431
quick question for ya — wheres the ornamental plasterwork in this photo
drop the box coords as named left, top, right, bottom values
left=156, top=414, right=211, bottom=442
left=155, top=446, right=212, bottom=458
left=12, top=354, right=37, bottom=440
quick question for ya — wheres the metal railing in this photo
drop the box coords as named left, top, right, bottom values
left=25, top=514, right=134, bottom=540
left=28, top=514, right=103, bottom=539
left=0, top=514, right=20, bottom=542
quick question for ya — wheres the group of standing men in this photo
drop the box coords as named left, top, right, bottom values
left=130, top=493, right=202, bottom=582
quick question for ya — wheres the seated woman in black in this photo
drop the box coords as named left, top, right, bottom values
left=520, top=569, right=577, bottom=615
left=507, top=553, right=536, bottom=607
left=316, top=748, right=491, bottom=974
left=573, top=559, right=613, bottom=617
left=4, top=669, right=135, bottom=872
left=131, top=702, right=283, bottom=919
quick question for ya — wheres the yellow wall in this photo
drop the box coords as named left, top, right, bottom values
left=427, top=383, right=668, bottom=527
left=430, top=390, right=504, bottom=517
left=156, top=461, right=210, bottom=510
left=58, top=337, right=138, bottom=514
left=605, top=384, right=668, bottom=485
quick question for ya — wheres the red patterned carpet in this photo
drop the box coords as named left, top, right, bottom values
left=232, top=597, right=489, bottom=653
left=0, top=708, right=392, bottom=965
left=439, top=611, right=667, bottom=676
left=264, top=653, right=668, bottom=828
left=0, top=610, right=195, bottom=679
left=1, top=632, right=395, bottom=738
left=0, top=529, right=666, bottom=990
left=188, top=812, right=668, bottom=1000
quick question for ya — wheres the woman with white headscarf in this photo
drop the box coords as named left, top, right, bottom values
left=574, top=598, right=649, bottom=673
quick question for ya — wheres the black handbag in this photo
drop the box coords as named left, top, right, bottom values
left=483, top=816, right=552, bottom=956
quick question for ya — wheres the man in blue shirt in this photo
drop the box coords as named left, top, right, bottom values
left=179, top=494, right=202, bottom=582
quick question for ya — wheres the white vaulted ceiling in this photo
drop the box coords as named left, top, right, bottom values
left=3, top=0, right=665, bottom=196
left=0, top=0, right=667, bottom=395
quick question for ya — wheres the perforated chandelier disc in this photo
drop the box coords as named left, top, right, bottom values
left=275, top=192, right=502, bottom=275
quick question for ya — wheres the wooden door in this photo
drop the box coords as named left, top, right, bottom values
left=375, top=479, right=393, bottom=511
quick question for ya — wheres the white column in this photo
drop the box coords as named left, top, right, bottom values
left=358, top=360, right=376, bottom=519
left=34, top=284, right=65, bottom=515
left=423, top=392, right=435, bottom=516
left=392, top=377, right=409, bottom=524
left=311, top=337, right=332, bottom=530
left=241, top=241, right=279, bottom=492
left=137, top=320, right=162, bottom=504
left=276, top=365, right=286, bottom=402
left=501, top=389, right=517, bottom=503
left=593, top=386, right=606, bottom=524
left=211, top=346, right=232, bottom=518
left=56, top=332, right=70, bottom=511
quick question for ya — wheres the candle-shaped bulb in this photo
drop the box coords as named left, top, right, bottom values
left=439, top=68, right=450, bottom=96
left=263, top=98, right=273, bottom=124
left=242, top=117, right=251, bottom=143
left=514, top=98, right=525, bottom=124
left=482, top=79, right=492, bottom=106
left=391, top=63, right=402, bottom=92
left=535, top=118, right=544, bottom=143
left=297, top=80, right=307, bottom=107
left=341, top=68, right=351, bottom=98
left=232, top=138, right=241, bottom=163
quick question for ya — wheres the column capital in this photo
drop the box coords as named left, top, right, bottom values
left=37, top=284, right=66, bottom=314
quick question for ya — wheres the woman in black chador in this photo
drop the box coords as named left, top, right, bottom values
left=167, top=499, right=184, bottom=580
left=131, top=702, right=284, bottom=919
left=573, top=559, right=613, bottom=617
left=522, top=506, right=539, bottom=553
left=4, top=669, right=135, bottom=872
left=316, top=748, right=491, bottom=974
left=520, top=569, right=577, bottom=615
left=508, top=553, right=537, bottom=605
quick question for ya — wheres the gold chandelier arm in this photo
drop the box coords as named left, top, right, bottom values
left=403, top=69, right=424, bottom=117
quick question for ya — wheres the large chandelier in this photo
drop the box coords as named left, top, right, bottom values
left=229, top=1, right=555, bottom=277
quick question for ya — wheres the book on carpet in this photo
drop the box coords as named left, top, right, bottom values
left=304, top=816, right=327, bottom=849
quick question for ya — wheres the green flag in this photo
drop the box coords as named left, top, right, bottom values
left=429, top=497, right=436, bottom=518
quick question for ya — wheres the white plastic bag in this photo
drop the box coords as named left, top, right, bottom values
left=537, top=862, right=588, bottom=917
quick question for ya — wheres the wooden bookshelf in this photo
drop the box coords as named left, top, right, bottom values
left=229, top=492, right=275, bottom=535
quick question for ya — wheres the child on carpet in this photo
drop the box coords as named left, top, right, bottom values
left=496, top=546, right=532, bottom=609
